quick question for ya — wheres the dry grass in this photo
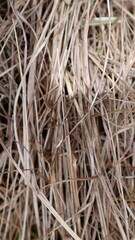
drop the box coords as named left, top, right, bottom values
left=0, top=0, right=135, bottom=239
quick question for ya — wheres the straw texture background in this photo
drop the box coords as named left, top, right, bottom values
left=0, top=1, right=135, bottom=239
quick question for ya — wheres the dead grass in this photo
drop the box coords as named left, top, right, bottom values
left=0, top=0, right=135, bottom=239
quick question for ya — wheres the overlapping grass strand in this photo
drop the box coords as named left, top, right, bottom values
left=0, top=1, right=135, bottom=239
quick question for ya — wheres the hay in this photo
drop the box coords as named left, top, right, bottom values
left=0, top=0, right=135, bottom=239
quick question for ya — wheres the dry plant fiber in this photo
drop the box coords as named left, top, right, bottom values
left=0, top=0, right=135, bottom=240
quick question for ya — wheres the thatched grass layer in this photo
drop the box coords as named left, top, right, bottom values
left=0, top=1, right=135, bottom=239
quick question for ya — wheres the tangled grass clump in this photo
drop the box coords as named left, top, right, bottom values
left=0, top=0, right=135, bottom=239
